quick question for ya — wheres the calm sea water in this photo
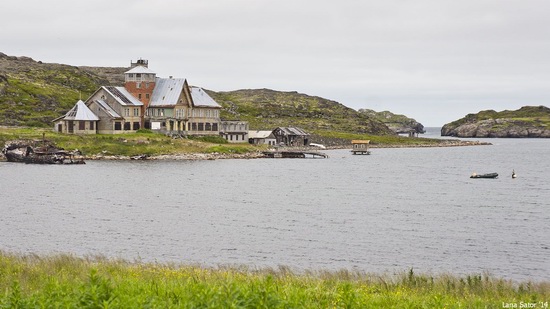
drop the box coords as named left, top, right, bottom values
left=1, top=130, right=548, bottom=281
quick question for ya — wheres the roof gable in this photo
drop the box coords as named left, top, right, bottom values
left=103, top=86, right=143, bottom=106
left=62, top=100, right=99, bottom=121
left=95, top=99, right=122, bottom=119
left=274, top=127, right=309, bottom=136
left=248, top=130, right=275, bottom=139
left=150, top=78, right=186, bottom=107
left=124, top=66, right=156, bottom=74
left=190, top=87, right=221, bottom=108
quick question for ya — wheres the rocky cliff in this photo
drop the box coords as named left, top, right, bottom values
left=358, top=109, right=425, bottom=134
left=441, top=106, right=550, bottom=138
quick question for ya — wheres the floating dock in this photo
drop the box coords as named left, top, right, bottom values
left=262, top=151, right=328, bottom=158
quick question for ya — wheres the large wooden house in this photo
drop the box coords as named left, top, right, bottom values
left=85, top=86, right=144, bottom=134
left=53, top=59, right=222, bottom=135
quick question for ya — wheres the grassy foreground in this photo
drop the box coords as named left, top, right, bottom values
left=0, top=127, right=451, bottom=159
left=0, top=127, right=261, bottom=157
left=0, top=252, right=548, bottom=308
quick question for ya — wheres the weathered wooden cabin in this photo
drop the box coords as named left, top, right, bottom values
left=272, top=127, right=309, bottom=146
left=351, top=140, right=371, bottom=155
left=248, top=130, right=277, bottom=145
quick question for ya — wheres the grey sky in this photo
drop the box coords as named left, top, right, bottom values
left=2, top=0, right=549, bottom=126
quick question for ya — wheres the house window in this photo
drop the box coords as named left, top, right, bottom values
left=146, top=93, right=150, bottom=99
left=136, top=73, right=141, bottom=78
left=133, top=122, right=140, bottom=130
left=124, top=122, right=131, bottom=130
left=114, top=122, right=122, bottom=130
left=138, top=94, right=142, bottom=100
left=205, top=123, right=211, bottom=131
left=212, top=123, right=218, bottom=131
left=125, top=108, right=130, bottom=116
left=198, top=123, right=204, bottom=131
left=134, top=108, right=139, bottom=116
left=90, top=121, right=94, bottom=130
left=136, top=82, right=141, bottom=89
left=145, top=82, right=150, bottom=88
left=192, top=123, right=197, bottom=131
left=79, top=121, right=85, bottom=130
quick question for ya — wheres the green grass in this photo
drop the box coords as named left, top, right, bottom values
left=1, top=127, right=456, bottom=159
left=312, top=130, right=444, bottom=146
left=0, top=252, right=548, bottom=308
left=0, top=127, right=261, bottom=157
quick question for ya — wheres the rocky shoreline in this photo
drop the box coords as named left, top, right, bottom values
left=64, top=140, right=490, bottom=161
left=0, top=140, right=491, bottom=162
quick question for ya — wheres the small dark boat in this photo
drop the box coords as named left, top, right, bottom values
left=2, top=139, right=85, bottom=164
left=470, top=172, right=498, bottom=179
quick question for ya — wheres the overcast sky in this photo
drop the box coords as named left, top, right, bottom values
left=2, top=0, right=549, bottom=126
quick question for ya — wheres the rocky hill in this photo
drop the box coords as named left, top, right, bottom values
left=358, top=109, right=425, bottom=134
left=1, top=52, right=400, bottom=135
left=441, top=106, right=550, bottom=138
left=208, top=89, right=394, bottom=135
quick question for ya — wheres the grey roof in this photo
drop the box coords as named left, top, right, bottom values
left=95, top=99, right=122, bottom=119
left=248, top=130, right=275, bottom=139
left=190, top=87, right=221, bottom=108
left=124, top=66, right=156, bottom=74
left=103, top=86, right=143, bottom=106
left=274, top=127, right=310, bottom=136
left=149, top=78, right=186, bottom=107
left=62, top=100, right=99, bottom=121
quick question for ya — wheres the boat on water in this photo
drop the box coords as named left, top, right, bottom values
left=470, top=172, right=498, bottom=179
left=2, top=139, right=85, bottom=164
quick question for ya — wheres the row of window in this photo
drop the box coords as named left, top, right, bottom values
left=124, top=108, right=141, bottom=117
left=77, top=121, right=95, bottom=130
left=146, top=108, right=220, bottom=118
left=114, top=122, right=141, bottom=131
left=226, top=134, right=246, bottom=141
left=222, top=124, right=249, bottom=132
left=137, top=93, right=150, bottom=100
left=190, top=122, right=218, bottom=131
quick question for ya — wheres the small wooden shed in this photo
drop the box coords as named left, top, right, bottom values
left=351, top=140, right=371, bottom=155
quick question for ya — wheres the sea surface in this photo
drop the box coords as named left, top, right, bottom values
left=1, top=129, right=549, bottom=281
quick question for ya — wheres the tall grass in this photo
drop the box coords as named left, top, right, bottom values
left=0, top=252, right=548, bottom=308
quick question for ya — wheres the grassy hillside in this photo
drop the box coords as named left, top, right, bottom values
left=208, top=88, right=395, bottom=135
left=441, top=106, right=550, bottom=137
left=0, top=53, right=126, bottom=127
left=444, top=106, right=550, bottom=128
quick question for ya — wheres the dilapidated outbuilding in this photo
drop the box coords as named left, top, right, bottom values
left=272, top=127, right=309, bottom=146
left=248, top=130, right=277, bottom=145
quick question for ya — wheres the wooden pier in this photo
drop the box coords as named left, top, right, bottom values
left=262, top=151, right=328, bottom=159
